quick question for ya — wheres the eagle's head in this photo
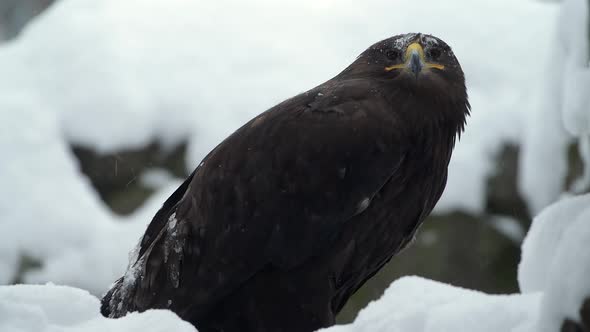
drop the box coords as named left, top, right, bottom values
left=342, top=33, right=469, bottom=133
left=348, top=33, right=465, bottom=94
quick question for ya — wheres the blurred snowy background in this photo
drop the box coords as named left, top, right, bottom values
left=1, top=0, right=589, bottom=331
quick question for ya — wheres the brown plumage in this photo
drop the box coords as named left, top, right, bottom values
left=101, top=33, right=470, bottom=332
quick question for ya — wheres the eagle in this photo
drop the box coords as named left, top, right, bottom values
left=101, top=33, right=469, bottom=332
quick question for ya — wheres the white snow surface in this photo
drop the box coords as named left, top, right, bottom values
left=559, top=0, right=590, bottom=137
left=519, top=193, right=590, bottom=332
left=489, top=215, right=526, bottom=244
left=0, top=284, right=196, bottom=332
left=519, top=0, right=590, bottom=214
left=322, top=277, right=542, bottom=332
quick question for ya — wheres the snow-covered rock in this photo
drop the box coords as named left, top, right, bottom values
left=559, top=0, right=590, bottom=137
left=520, top=0, right=590, bottom=213
left=322, top=277, right=541, bottom=332
left=519, top=194, right=590, bottom=332
left=0, top=284, right=196, bottom=332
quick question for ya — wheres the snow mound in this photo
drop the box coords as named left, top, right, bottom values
left=322, top=277, right=540, bottom=332
left=519, top=194, right=590, bottom=332
left=0, top=98, right=182, bottom=292
left=559, top=0, right=590, bottom=137
left=0, top=284, right=196, bottom=332
left=519, top=0, right=590, bottom=213
left=0, top=97, right=111, bottom=286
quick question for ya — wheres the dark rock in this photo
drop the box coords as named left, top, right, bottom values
left=485, top=144, right=531, bottom=226
left=70, top=141, right=188, bottom=215
left=11, top=254, right=42, bottom=284
left=560, top=297, right=590, bottom=332
left=0, top=0, right=54, bottom=41
left=565, top=141, right=590, bottom=194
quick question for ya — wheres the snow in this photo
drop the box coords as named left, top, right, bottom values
left=0, top=61, right=183, bottom=293
left=0, top=284, right=196, bottom=332
left=489, top=215, right=526, bottom=244
left=163, top=212, right=186, bottom=289
left=559, top=0, right=590, bottom=137
left=555, top=0, right=590, bottom=195
left=141, top=168, right=177, bottom=190
left=520, top=0, right=590, bottom=214
left=20, top=182, right=181, bottom=296
left=518, top=194, right=590, bottom=331
left=0, top=100, right=111, bottom=286
left=322, top=277, right=542, bottom=332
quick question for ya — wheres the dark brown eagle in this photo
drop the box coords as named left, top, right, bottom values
left=101, top=33, right=469, bottom=332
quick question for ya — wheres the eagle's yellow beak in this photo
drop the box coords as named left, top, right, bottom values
left=385, top=42, right=444, bottom=74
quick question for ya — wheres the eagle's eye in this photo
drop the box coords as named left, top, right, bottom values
left=426, top=47, right=442, bottom=60
left=385, top=49, right=402, bottom=61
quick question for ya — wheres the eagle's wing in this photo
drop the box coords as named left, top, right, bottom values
left=102, top=79, right=408, bottom=321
